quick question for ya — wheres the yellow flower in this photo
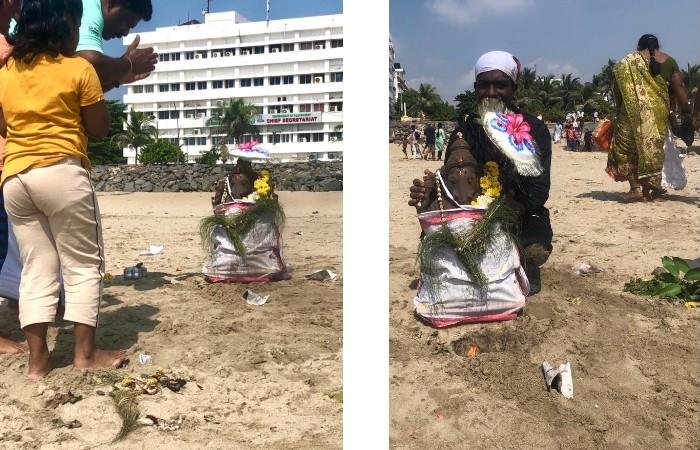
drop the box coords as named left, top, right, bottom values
left=486, top=187, right=501, bottom=198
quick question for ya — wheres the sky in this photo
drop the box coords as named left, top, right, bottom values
left=104, top=0, right=343, bottom=100
left=390, top=0, right=700, bottom=103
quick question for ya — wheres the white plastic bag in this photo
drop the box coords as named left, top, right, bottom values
left=661, top=130, right=687, bottom=191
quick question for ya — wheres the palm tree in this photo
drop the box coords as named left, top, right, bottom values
left=416, top=83, right=441, bottom=116
left=680, top=64, right=700, bottom=96
left=112, top=109, right=157, bottom=163
left=518, top=67, right=537, bottom=93
left=592, top=59, right=616, bottom=99
left=557, top=73, right=582, bottom=110
left=212, top=98, right=259, bottom=148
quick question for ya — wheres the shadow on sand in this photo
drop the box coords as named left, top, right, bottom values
left=576, top=190, right=700, bottom=206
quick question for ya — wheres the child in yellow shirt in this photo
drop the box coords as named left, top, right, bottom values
left=0, top=0, right=126, bottom=379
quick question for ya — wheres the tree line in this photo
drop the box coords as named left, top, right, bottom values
left=88, top=99, right=260, bottom=165
left=392, top=62, right=700, bottom=123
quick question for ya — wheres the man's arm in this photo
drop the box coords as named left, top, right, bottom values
left=77, top=36, right=158, bottom=92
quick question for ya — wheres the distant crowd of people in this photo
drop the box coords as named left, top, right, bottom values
left=401, top=122, right=446, bottom=161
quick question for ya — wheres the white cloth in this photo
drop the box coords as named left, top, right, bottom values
left=661, top=129, right=687, bottom=191
left=474, top=50, right=520, bottom=83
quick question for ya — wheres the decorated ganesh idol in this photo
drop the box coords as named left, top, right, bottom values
left=412, top=133, right=530, bottom=327
left=201, top=156, right=290, bottom=282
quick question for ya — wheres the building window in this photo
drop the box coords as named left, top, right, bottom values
left=253, top=77, right=264, bottom=87
left=300, top=41, right=313, bottom=51
left=212, top=80, right=224, bottom=89
left=185, top=82, right=195, bottom=91
left=197, top=81, right=207, bottom=90
left=184, top=137, right=196, bottom=146
left=224, top=48, right=235, bottom=56
left=132, top=85, right=144, bottom=94
left=282, top=43, right=294, bottom=52
left=297, top=133, right=311, bottom=142
left=185, top=51, right=195, bottom=60
left=170, top=83, right=180, bottom=91
left=144, top=85, right=154, bottom=93
left=268, top=105, right=281, bottom=114
left=313, top=103, right=324, bottom=112
left=331, top=39, right=343, bottom=48
left=281, top=134, right=291, bottom=143
left=313, top=73, right=324, bottom=83
left=158, top=111, right=169, bottom=119
left=196, top=51, right=207, bottom=59
left=269, top=76, right=281, bottom=85
left=269, top=44, right=282, bottom=53
left=330, top=72, right=343, bottom=82
left=240, top=46, right=253, bottom=55
left=330, top=132, right=343, bottom=141
left=312, top=133, right=324, bottom=142
left=329, top=101, right=343, bottom=112
left=159, top=84, right=169, bottom=92
left=171, top=52, right=181, bottom=61
left=225, top=79, right=235, bottom=88
left=196, top=137, right=207, bottom=146
left=299, top=104, right=311, bottom=112
left=169, top=110, right=179, bottom=119
left=282, top=75, right=294, bottom=85
left=282, top=104, right=293, bottom=112
left=299, top=74, right=312, bottom=84
left=159, top=54, right=170, bottom=62
left=211, top=49, right=223, bottom=58
left=313, top=40, right=326, bottom=50
left=254, top=46, right=264, bottom=54
left=240, top=78, right=252, bottom=87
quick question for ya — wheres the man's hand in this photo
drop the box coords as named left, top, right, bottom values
left=123, top=35, right=158, bottom=76
left=408, top=169, right=435, bottom=208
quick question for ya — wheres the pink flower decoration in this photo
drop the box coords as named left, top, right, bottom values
left=505, top=113, right=532, bottom=144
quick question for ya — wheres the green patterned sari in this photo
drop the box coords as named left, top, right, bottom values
left=606, top=51, right=669, bottom=188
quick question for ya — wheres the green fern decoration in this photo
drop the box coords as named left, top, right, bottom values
left=199, top=199, right=286, bottom=257
left=417, top=198, right=519, bottom=293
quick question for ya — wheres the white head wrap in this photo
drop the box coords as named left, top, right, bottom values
left=474, top=51, right=521, bottom=83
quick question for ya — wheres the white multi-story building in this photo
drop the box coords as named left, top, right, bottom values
left=122, top=11, right=343, bottom=164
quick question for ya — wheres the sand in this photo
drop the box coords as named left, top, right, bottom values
left=389, top=141, right=700, bottom=449
left=0, top=191, right=342, bottom=449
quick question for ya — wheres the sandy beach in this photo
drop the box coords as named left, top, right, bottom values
left=389, top=140, right=700, bottom=448
left=0, top=191, right=342, bottom=449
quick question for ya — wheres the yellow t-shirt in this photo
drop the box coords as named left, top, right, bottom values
left=0, top=54, right=104, bottom=183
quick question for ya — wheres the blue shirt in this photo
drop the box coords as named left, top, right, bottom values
left=76, top=0, right=104, bottom=53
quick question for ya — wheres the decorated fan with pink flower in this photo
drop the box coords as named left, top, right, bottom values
left=480, top=109, right=543, bottom=177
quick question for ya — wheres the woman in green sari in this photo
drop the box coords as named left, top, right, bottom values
left=606, top=34, right=690, bottom=201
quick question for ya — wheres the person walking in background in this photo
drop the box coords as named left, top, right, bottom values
left=408, top=124, right=421, bottom=159
left=401, top=132, right=409, bottom=159
left=0, top=0, right=128, bottom=378
left=423, top=122, right=436, bottom=160
left=553, top=120, right=562, bottom=144
left=606, top=34, right=691, bottom=202
left=435, top=122, right=446, bottom=160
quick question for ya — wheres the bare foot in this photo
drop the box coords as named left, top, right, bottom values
left=27, top=349, right=52, bottom=380
left=0, top=337, right=25, bottom=354
left=73, top=349, right=128, bottom=370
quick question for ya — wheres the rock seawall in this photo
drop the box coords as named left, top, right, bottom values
left=91, top=162, right=343, bottom=192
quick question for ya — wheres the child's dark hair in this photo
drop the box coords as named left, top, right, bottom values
left=10, top=0, right=83, bottom=63
left=637, top=34, right=661, bottom=76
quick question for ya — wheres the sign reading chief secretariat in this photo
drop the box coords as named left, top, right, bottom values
left=253, top=112, right=322, bottom=125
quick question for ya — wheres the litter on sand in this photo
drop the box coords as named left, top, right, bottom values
left=243, top=289, right=269, bottom=306
left=139, top=244, right=164, bottom=256
left=541, top=361, right=574, bottom=399
left=305, top=269, right=338, bottom=281
left=138, top=353, right=153, bottom=365
left=573, top=261, right=602, bottom=276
